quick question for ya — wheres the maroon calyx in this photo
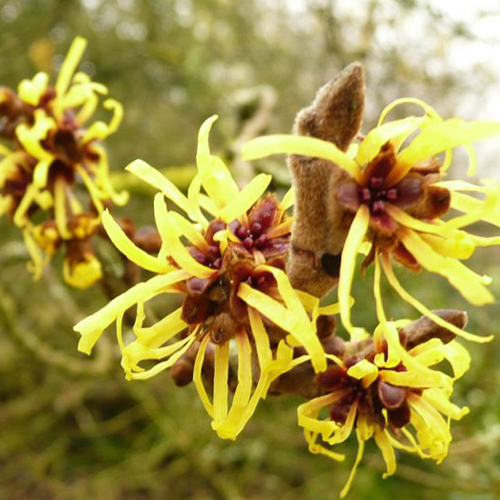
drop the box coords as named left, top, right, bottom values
left=314, top=358, right=420, bottom=431
left=377, top=380, right=406, bottom=409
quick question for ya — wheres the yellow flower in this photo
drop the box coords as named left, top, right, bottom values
left=23, top=213, right=103, bottom=287
left=74, top=115, right=330, bottom=440
left=0, top=36, right=128, bottom=286
left=242, top=98, right=500, bottom=345
left=297, top=319, right=470, bottom=497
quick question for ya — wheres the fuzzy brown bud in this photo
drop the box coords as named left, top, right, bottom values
left=286, top=63, right=365, bottom=297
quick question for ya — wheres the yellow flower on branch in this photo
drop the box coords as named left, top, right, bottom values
left=297, top=320, right=470, bottom=497
left=242, top=98, right=500, bottom=345
left=75, top=115, right=329, bottom=440
left=0, top=36, right=127, bottom=286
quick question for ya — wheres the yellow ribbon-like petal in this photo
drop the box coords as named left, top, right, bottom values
left=126, top=159, right=191, bottom=214
left=55, top=36, right=88, bottom=97
left=75, top=270, right=191, bottom=354
left=392, top=119, right=500, bottom=185
left=102, top=209, right=172, bottom=273
left=18, top=72, right=50, bottom=105
left=338, top=206, right=370, bottom=338
left=242, top=134, right=362, bottom=182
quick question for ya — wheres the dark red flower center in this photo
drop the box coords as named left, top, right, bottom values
left=315, top=362, right=420, bottom=430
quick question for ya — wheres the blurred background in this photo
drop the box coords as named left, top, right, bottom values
left=1, top=0, right=500, bottom=499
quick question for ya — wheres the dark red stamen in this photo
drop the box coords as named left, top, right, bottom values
left=255, top=234, right=268, bottom=249
left=207, top=245, right=220, bottom=259
left=188, top=247, right=208, bottom=265
left=372, top=200, right=385, bottom=212
left=237, top=226, right=249, bottom=239
left=386, top=188, right=398, bottom=201
left=251, top=222, right=263, bottom=236
left=243, top=236, right=254, bottom=249
left=370, top=176, right=384, bottom=189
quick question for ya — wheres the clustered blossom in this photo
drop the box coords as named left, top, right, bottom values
left=243, top=98, right=500, bottom=346
left=0, top=37, right=127, bottom=287
left=75, top=115, right=333, bottom=440
left=297, top=319, right=470, bottom=497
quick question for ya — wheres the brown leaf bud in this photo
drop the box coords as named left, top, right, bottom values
left=286, top=63, right=365, bottom=297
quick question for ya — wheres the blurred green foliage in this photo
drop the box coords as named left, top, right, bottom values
left=1, top=1, right=500, bottom=499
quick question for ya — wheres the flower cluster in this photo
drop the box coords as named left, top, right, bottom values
left=75, top=115, right=333, bottom=440
left=298, top=319, right=470, bottom=497
left=0, top=37, right=127, bottom=287
left=70, top=57, right=500, bottom=496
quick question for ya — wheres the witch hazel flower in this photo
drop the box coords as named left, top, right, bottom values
left=0, top=37, right=127, bottom=286
left=295, top=315, right=471, bottom=497
left=74, top=115, right=332, bottom=440
left=242, top=97, right=500, bottom=347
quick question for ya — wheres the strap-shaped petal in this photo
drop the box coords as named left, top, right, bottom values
left=347, top=360, right=378, bottom=387
left=23, top=228, right=46, bottom=280
left=377, top=97, right=442, bottom=126
left=163, top=211, right=216, bottom=278
left=441, top=341, right=470, bottom=380
left=13, top=184, right=37, bottom=227
left=126, top=159, right=190, bottom=213
left=247, top=306, right=272, bottom=367
left=134, top=307, right=186, bottom=347
left=193, top=335, right=214, bottom=417
left=127, top=333, right=197, bottom=380
left=54, top=177, right=71, bottom=239
left=0, top=194, right=12, bottom=216
left=328, top=400, right=359, bottom=445
left=82, top=99, right=123, bottom=142
left=381, top=253, right=492, bottom=343
left=447, top=191, right=500, bottom=229
left=400, top=229, right=494, bottom=306
left=422, top=388, right=469, bottom=420
left=338, top=205, right=370, bottom=338
left=219, top=173, right=272, bottom=222
left=196, top=115, right=239, bottom=209
left=63, top=254, right=102, bottom=289
left=16, top=110, right=55, bottom=165
left=76, top=165, right=105, bottom=213
left=212, top=342, right=230, bottom=426
left=168, top=211, right=209, bottom=253
left=75, top=270, right=191, bottom=354
left=373, top=429, right=396, bottom=479
left=242, top=134, right=362, bottom=182
left=392, top=119, right=500, bottom=185
left=55, top=36, right=88, bottom=97
left=340, top=431, right=365, bottom=498
left=187, top=173, right=208, bottom=227
left=297, top=392, right=347, bottom=441
left=239, top=266, right=326, bottom=372
left=18, top=72, right=50, bottom=105
left=212, top=333, right=254, bottom=440
left=102, top=209, right=171, bottom=273
left=281, top=186, right=295, bottom=211
left=356, top=116, right=423, bottom=165
left=153, top=193, right=171, bottom=261
left=374, top=258, right=453, bottom=388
